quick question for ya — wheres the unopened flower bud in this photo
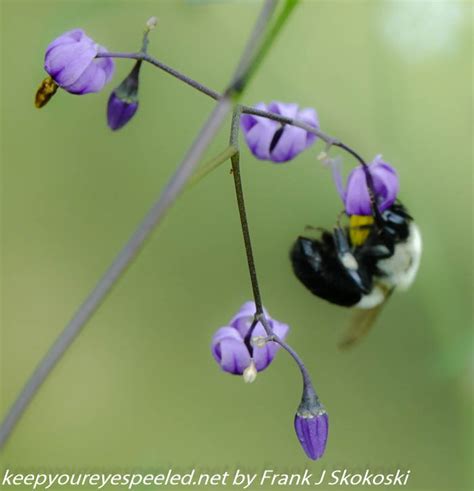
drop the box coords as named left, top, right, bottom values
left=107, top=60, right=142, bottom=131
left=146, top=16, right=158, bottom=30
left=294, top=393, right=328, bottom=460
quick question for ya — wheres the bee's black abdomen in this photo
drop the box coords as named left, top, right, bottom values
left=290, top=236, right=364, bottom=307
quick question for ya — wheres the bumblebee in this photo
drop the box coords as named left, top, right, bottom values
left=290, top=203, right=422, bottom=347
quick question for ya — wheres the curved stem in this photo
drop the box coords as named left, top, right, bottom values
left=261, top=319, right=314, bottom=393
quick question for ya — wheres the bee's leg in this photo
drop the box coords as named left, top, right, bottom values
left=333, top=226, right=371, bottom=294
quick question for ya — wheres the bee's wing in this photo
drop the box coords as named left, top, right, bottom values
left=338, top=286, right=395, bottom=350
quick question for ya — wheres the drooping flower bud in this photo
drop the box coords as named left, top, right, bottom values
left=211, top=301, right=289, bottom=376
left=42, top=29, right=115, bottom=96
left=240, top=102, right=319, bottom=163
left=107, top=61, right=142, bottom=130
left=294, top=391, right=328, bottom=460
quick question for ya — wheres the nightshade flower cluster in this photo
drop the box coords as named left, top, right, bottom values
left=44, top=29, right=115, bottom=95
left=240, top=102, right=319, bottom=163
left=332, top=155, right=399, bottom=215
left=32, top=20, right=410, bottom=464
left=211, top=302, right=289, bottom=378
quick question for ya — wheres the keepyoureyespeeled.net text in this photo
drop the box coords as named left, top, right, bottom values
left=2, top=469, right=227, bottom=489
left=2, top=469, right=235, bottom=489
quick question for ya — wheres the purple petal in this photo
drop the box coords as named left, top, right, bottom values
left=263, top=320, right=290, bottom=362
left=252, top=320, right=289, bottom=370
left=244, top=120, right=279, bottom=160
left=96, top=46, right=115, bottom=83
left=229, top=301, right=269, bottom=338
left=211, top=302, right=290, bottom=376
left=345, top=166, right=369, bottom=214
left=344, top=157, right=399, bottom=215
left=43, top=30, right=114, bottom=95
left=211, top=327, right=251, bottom=375
left=267, top=101, right=299, bottom=119
left=269, top=105, right=319, bottom=162
left=370, top=160, right=399, bottom=212
left=270, top=125, right=308, bottom=163
left=241, top=102, right=319, bottom=163
left=294, top=412, right=329, bottom=460
left=45, top=40, right=98, bottom=87
left=297, top=107, right=319, bottom=146
left=63, top=58, right=114, bottom=94
left=45, top=29, right=86, bottom=57
left=240, top=102, right=268, bottom=132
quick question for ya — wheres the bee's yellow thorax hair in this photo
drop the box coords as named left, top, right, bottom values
left=35, top=76, right=58, bottom=108
left=349, top=215, right=374, bottom=246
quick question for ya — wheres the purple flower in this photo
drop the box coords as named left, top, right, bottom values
left=294, top=397, right=328, bottom=460
left=107, top=61, right=141, bottom=131
left=240, top=102, right=319, bottom=163
left=333, top=155, right=399, bottom=215
left=211, top=301, right=289, bottom=376
left=44, top=29, right=115, bottom=95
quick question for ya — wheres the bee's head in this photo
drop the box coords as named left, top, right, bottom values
left=349, top=203, right=412, bottom=248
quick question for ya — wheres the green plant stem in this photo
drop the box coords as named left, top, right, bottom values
left=186, top=146, right=238, bottom=190
left=236, top=0, right=300, bottom=93
left=229, top=110, right=263, bottom=314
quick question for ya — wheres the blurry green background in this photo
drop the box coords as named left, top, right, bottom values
left=1, top=1, right=472, bottom=490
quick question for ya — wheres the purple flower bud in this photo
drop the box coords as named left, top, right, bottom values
left=241, top=102, right=319, bottom=163
left=44, top=29, right=115, bottom=95
left=294, top=397, right=328, bottom=460
left=107, top=94, right=138, bottom=130
left=211, top=301, right=289, bottom=375
left=107, top=61, right=142, bottom=131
